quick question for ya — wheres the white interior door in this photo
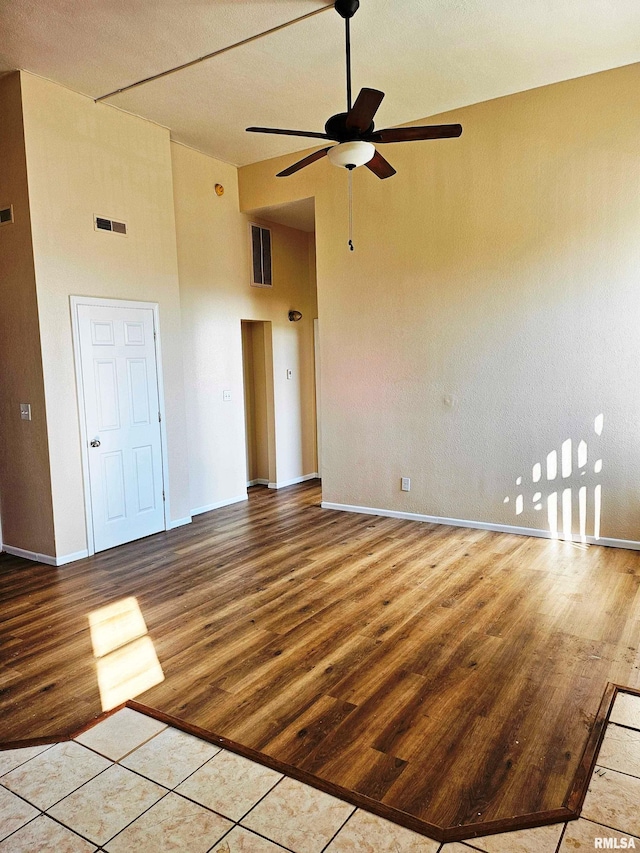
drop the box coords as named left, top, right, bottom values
left=77, top=303, right=165, bottom=552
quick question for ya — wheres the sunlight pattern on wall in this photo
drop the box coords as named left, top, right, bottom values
left=503, top=414, right=604, bottom=543
left=88, top=597, right=164, bottom=711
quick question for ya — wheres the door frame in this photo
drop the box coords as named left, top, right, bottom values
left=313, top=318, right=321, bottom=477
left=70, top=295, right=171, bottom=556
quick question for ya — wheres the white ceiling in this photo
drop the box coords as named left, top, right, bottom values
left=2, top=1, right=640, bottom=170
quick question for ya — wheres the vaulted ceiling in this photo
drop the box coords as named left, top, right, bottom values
left=2, top=1, right=639, bottom=168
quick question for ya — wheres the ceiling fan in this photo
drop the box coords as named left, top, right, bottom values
left=246, top=0, right=462, bottom=179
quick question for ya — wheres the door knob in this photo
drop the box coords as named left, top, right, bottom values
left=90, top=439, right=101, bottom=448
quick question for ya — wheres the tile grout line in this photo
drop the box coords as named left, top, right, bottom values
left=592, top=760, right=640, bottom=781
left=577, top=810, right=640, bottom=842
left=235, top=770, right=288, bottom=826
left=579, top=815, right=640, bottom=838
left=0, top=811, right=41, bottom=847
left=0, top=805, right=103, bottom=850
left=453, top=839, right=488, bottom=852
left=606, top=721, right=640, bottom=734
left=2, top=755, right=114, bottom=814
left=161, top=747, right=287, bottom=830
left=34, top=808, right=102, bottom=848
left=317, top=802, right=358, bottom=852
left=554, top=821, right=569, bottom=853
left=97, top=786, right=174, bottom=849
left=224, top=825, right=297, bottom=853
left=74, top=719, right=169, bottom=764
left=202, top=818, right=298, bottom=853
left=0, top=780, right=48, bottom=814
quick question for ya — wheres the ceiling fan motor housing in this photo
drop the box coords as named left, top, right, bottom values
left=325, top=112, right=374, bottom=141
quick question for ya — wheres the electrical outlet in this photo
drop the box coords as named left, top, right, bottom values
left=20, top=403, right=31, bottom=421
left=222, top=390, right=231, bottom=402
left=401, top=477, right=410, bottom=492
left=286, top=369, right=293, bottom=380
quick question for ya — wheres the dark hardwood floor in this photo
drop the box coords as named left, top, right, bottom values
left=1, top=481, right=640, bottom=839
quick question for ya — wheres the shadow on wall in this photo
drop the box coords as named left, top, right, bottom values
left=88, top=597, right=164, bottom=711
left=504, top=414, right=604, bottom=543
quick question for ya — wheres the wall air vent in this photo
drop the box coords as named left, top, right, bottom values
left=250, top=223, right=272, bottom=287
left=0, top=205, right=14, bottom=225
left=94, top=215, right=127, bottom=235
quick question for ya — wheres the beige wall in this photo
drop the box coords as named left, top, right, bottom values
left=240, top=62, right=640, bottom=543
left=19, top=72, right=191, bottom=556
left=171, top=142, right=318, bottom=513
left=0, top=72, right=55, bottom=555
left=8, top=60, right=638, bottom=555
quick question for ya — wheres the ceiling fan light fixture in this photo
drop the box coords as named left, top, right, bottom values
left=327, top=140, right=375, bottom=170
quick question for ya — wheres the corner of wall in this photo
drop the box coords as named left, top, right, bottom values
left=0, top=71, right=56, bottom=557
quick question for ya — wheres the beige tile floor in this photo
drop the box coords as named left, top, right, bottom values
left=1, top=695, right=640, bottom=852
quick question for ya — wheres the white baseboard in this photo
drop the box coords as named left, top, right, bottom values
left=167, top=516, right=192, bottom=530
left=319, top=502, right=640, bottom=551
left=595, top=536, right=640, bottom=550
left=191, top=494, right=248, bottom=516
left=247, top=479, right=269, bottom=487
left=2, top=545, right=90, bottom=566
left=2, top=545, right=57, bottom=565
left=268, top=473, right=319, bottom=490
left=55, top=549, right=91, bottom=565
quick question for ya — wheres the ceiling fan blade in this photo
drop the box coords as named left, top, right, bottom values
left=277, top=147, right=331, bottom=177
left=247, top=127, right=332, bottom=141
left=365, top=150, right=396, bottom=179
left=370, top=123, right=463, bottom=143
left=345, top=88, right=385, bottom=133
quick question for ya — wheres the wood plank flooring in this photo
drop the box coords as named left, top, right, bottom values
left=2, top=481, right=640, bottom=839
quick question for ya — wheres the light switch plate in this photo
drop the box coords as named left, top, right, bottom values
left=20, top=403, right=31, bottom=421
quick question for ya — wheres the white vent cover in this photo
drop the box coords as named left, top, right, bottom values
left=0, top=205, right=14, bottom=225
left=94, top=215, right=127, bottom=235
left=250, top=223, right=272, bottom=287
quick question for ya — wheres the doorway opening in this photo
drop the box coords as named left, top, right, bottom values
left=241, top=320, right=276, bottom=488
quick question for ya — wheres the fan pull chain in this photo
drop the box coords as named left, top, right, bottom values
left=348, top=167, right=354, bottom=251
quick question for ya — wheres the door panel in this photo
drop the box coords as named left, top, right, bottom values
left=103, top=451, right=127, bottom=521
left=95, top=360, right=120, bottom=430
left=77, top=304, right=165, bottom=552
left=127, top=359, right=150, bottom=425
left=91, top=320, right=115, bottom=345
left=124, top=321, right=145, bottom=345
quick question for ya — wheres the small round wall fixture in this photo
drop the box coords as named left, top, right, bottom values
left=288, top=310, right=303, bottom=322
left=327, top=140, right=375, bottom=170
left=214, top=183, right=224, bottom=196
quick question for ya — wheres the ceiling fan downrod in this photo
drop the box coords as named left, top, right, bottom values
left=334, top=0, right=360, bottom=112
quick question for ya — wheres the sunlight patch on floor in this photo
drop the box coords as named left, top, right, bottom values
left=88, top=597, right=164, bottom=711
